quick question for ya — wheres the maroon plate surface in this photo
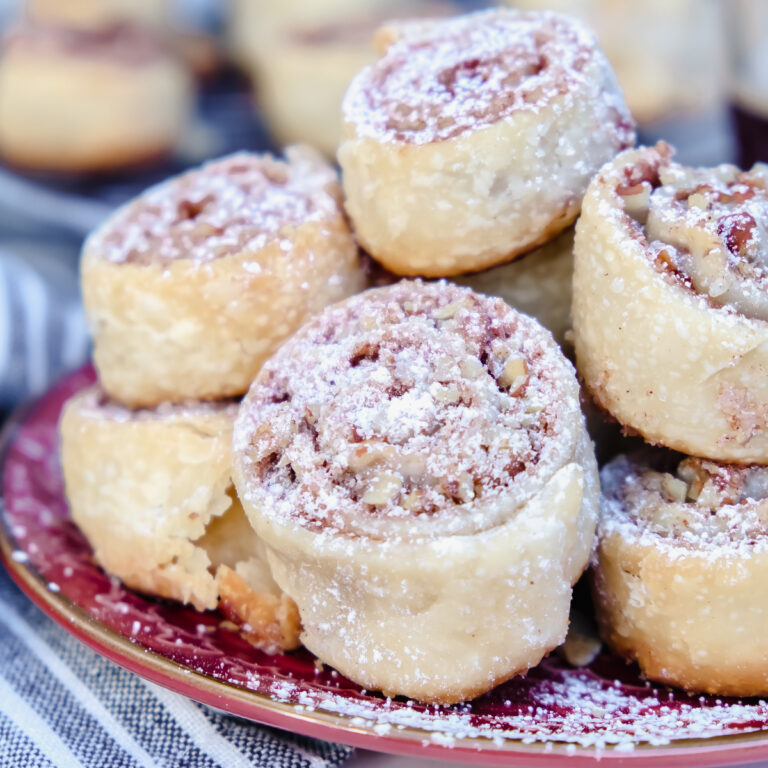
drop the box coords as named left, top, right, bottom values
left=3, top=367, right=768, bottom=767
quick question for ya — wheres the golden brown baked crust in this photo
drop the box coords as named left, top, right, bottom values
left=339, top=8, right=634, bottom=277
left=0, top=23, right=192, bottom=172
left=217, top=566, right=301, bottom=655
left=573, top=144, right=768, bottom=462
left=233, top=280, right=599, bottom=703
left=594, top=453, right=768, bottom=697
left=60, top=385, right=300, bottom=652
left=82, top=146, right=364, bottom=407
left=60, top=386, right=239, bottom=611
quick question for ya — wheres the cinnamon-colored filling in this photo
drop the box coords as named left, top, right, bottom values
left=601, top=454, right=768, bottom=549
left=616, top=145, right=768, bottom=319
left=236, top=281, right=573, bottom=536
left=344, top=9, right=610, bottom=145
left=96, top=153, right=337, bottom=265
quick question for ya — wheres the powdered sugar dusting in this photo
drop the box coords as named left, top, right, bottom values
left=258, top=656, right=768, bottom=750
left=235, top=281, right=579, bottom=540
left=600, top=453, right=768, bottom=555
left=93, top=147, right=341, bottom=264
left=343, top=8, right=634, bottom=146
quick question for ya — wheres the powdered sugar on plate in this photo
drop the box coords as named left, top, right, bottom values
left=255, top=656, right=768, bottom=751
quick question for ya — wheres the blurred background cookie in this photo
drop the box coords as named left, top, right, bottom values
left=24, top=0, right=173, bottom=32
left=246, top=1, right=460, bottom=158
left=0, top=21, right=194, bottom=173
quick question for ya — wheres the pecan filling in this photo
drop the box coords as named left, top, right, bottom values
left=618, top=150, right=768, bottom=319
left=237, top=282, right=572, bottom=536
left=603, top=454, right=768, bottom=548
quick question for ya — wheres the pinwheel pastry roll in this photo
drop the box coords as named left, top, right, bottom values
left=594, top=453, right=768, bottom=697
left=573, top=143, right=768, bottom=463
left=455, top=226, right=574, bottom=347
left=233, top=280, right=599, bottom=704
left=82, top=147, right=364, bottom=408
left=338, top=8, right=634, bottom=277
left=60, top=386, right=300, bottom=652
left=0, top=22, right=192, bottom=173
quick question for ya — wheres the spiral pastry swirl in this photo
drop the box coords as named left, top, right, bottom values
left=339, top=8, right=634, bottom=277
left=573, top=144, right=768, bottom=462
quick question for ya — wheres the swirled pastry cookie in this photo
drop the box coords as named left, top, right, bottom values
left=339, top=8, right=634, bottom=277
left=595, top=453, right=768, bottom=697
left=233, top=281, right=599, bottom=704
left=573, top=143, right=768, bottom=462
left=82, top=146, right=363, bottom=408
left=455, top=226, right=574, bottom=347
left=60, top=386, right=300, bottom=653
left=0, top=22, right=192, bottom=173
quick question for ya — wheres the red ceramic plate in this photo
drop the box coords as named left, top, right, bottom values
left=3, top=367, right=768, bottom=767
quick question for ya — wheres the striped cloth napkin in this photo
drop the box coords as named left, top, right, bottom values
left=0, top=243, right=89, bottom=410
left=0, top=569, right=353, bottom=768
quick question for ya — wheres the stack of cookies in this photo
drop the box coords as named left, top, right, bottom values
left=574, top=143, right=768, bottom=697
left=61, top=146, right=364, bottom=652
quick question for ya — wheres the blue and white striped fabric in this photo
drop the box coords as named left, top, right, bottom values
left=0, top=569, right=353, bottom=768
left=0, top=243, right=90, bottom=410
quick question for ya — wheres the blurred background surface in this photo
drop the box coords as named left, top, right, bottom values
left=0, top=0, right=765, bottom=409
